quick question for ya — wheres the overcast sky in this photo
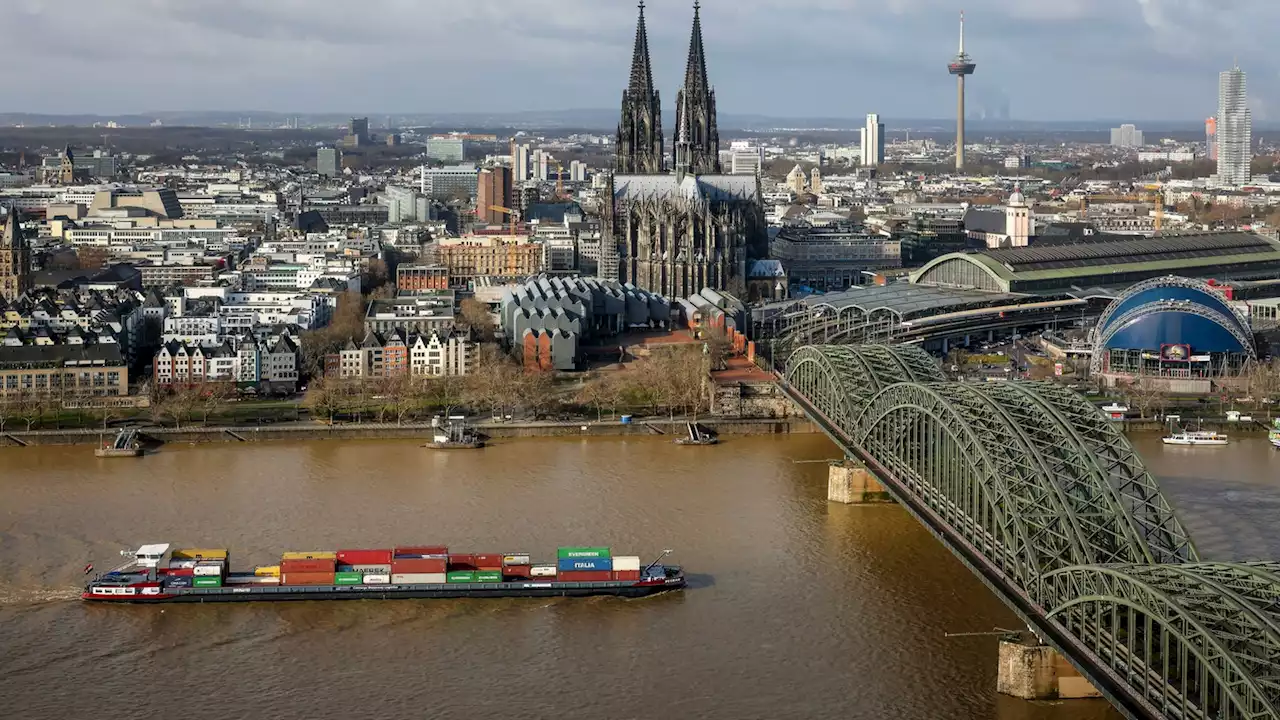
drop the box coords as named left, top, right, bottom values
left=7, top=0, right=1275, bottom=122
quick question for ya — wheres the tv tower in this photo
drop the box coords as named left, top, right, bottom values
left=947, top=11, right=976, bottom=171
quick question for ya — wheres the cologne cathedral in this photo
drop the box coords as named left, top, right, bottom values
left=605, top=2, right=767, bottom=299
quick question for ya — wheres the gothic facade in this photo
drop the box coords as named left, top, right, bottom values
left=615, top=2, right=663, bottom=175
left=607, top=3, right=763, bottom=299
left=0, top=206, right=31, bottom=302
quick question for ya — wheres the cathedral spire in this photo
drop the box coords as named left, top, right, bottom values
left=673, top=2, right=720, bottom=174
left=616, top=1, right=664, bottom=174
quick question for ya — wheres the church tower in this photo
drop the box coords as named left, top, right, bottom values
left=615, top=2, right=664, bottom=174
left=0, top=206, right=31, bottom=302
left=672, top=2, right=720, bottom=174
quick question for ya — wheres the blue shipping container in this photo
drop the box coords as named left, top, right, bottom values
left=557, top=557, right=613, bottom=572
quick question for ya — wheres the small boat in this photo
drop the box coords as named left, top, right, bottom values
left=1162, top=429, right=1229, bottom=446
left=425, top=423, right=484, bottom=450
left=675, top=422, right=718, bottom=446
left=1100, top=402, right=1129, bottom=421
left=1269, top=419, right=1280, bottom=449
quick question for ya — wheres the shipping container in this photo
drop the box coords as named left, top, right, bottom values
left=391, top=573, right=448, bottom=584
left=362, top=574, right=390, bottom=585
left=447, top=553, right=476, bottom=565
left=172, top=549, right=229, bottom=560
left=557, top=557, right=613, bottom=572
left=474, top=553, right=503, bottom=570
left=612, top=570, right=641, bottom=582
left=166, top=577, right=193, bottom=588
left=502, top=554, right=532, bottom=566
left=557, top=571, right=611, bottom=582
left=557, top=547, right=611, bottom=559
left=166, top=568, right=194, bottom=577
left=193, top=564, right=224, bottom=577
left=502, top=565, right=532, bottom=580
left=225, top=576, right=281, bottom=585
left=280, top=559, right=336, bottom=574
left=281, top=551, right=336, bottom=561
left=168, top=559, right=197, bottom=570
left=394, top=546, right=448, bottom=557
left=475, top=571, right=502, bottom=583
left=193, top=576, right=223, bottom=588
left=281, top=572, right=337, bottom=586
left=446, top=571, right=477, bottom=583
left=254, top=565, right=281, bottom=577
left=391, top=558, right=447, bottom=574
left=336, top=549, right=393, bottom=565
left=334, top=572, right=363, bottom=585
left=530, top=565, right=558, bottom=578
left=347, top=564, right=392, bottom=573
left=612, top=556, right=642, bottom=572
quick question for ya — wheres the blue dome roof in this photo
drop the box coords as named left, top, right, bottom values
left=1096, top=277, right=1251, bottom=354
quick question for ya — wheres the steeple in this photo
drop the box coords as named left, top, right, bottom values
left=615, top=1, right=664, bottom=174
left=673, top=2, right=720, bottom=174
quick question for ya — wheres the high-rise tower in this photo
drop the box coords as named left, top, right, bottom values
left=615, top=1, right=664, bottom=174
left=672, top=2, right=720, bottom=174
left=1217, top=65, right=1251, bottom=186
left=947, top=11, right=976, bottom=171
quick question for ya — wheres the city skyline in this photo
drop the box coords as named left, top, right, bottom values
left=6, top=0, right=1276, bottom=122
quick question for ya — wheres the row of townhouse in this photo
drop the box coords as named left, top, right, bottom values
left=326, top=328, right=475, bottom=379
left=152, top=334, right=300, bottom=392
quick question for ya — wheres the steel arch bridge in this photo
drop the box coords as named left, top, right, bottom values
left=780, top=345, right=1280, bottom=719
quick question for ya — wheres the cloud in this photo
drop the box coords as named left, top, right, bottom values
left=4, top=0, right=1276, bottom=121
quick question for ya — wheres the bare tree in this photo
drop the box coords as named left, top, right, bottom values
left=303, top=378, right=344, bottom=424
left=1123, top=377, right=1168, bottom=420
left=199, top=383, right=236, bottom=423
left=700, top=327, right=733, bottom=372
left=460, top=298, right=497, bottom=343
left=15, top=391, right=50, bottom=431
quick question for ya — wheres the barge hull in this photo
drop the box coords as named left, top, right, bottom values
left=84, top=580, right=682, bottom=603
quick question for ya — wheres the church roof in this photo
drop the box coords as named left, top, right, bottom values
left=963, top=207, right=1006, bottom=235
left=613, top=174, right=758, bottom=204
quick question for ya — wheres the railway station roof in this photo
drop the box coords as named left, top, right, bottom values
left=910, top=232, right=1280, bottom=293
left=801, top=283, right=1023, bottom=319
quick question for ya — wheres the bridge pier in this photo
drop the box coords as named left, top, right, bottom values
left=997, top=639, right=1101, bottom=701
left=828, top=459, right=892, bottom=504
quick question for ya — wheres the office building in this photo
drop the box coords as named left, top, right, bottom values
left=1110, top=124, right=1145, bottom=148
left=569, top=160, right=587, bottom=183
left=317, top=147, right=341, bottom=177
left=396, top=264, right=449, bottom=293
left=515, top=144, right=531, bottom=181
left=426, top=235, right=545, bottom=282
left=1206, top=117, right=1218, bottom=162
left=476, top=167, right=513, bottom=225
left=860, top=113, right=885, bottom=167
left=384, top=185, right=431, bottom=224
left=728, top=141, right=763, bottom=176
left=426, top=136, right=466, bottom=162
left=345, top=117, right=370, bottom=147
left=1217, top=66, right=1252, bottom=185
left=418, top=164, right=479, bottom=201
left=41, top=149, right=116, bottom=179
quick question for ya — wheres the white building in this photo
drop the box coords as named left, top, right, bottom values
left=860, top=114, right=885, bottom=167
left=728, top=141, right=763, bottom=176
left=1217, top=66, right=1252, bottom=186
left=1110, top=124, right=1145, bottom=148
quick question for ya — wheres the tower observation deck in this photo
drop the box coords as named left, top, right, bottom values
left=948, top=12, right=976, bottom=171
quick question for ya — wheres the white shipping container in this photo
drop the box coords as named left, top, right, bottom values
left=168, top=559, right=197, bottom=569
left=225, top=576, right=280, bottom=585
left=392, top=573, right=447, bottom=584
left=193, top=564, right=224, bottom=577
left=502, top=554, right=531, bottom=566
left=530, top=565, right=558, bottom=577
left=612, top=556, right=642, bottom=572
left=362, top=574, right=390, bottom=584
left=348, top=564, right=392, bottom=573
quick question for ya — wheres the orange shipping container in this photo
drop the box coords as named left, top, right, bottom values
left=281, top=572, right=336, bottom=586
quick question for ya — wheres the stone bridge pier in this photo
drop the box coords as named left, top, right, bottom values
left=827, top=458, right=893, bottom=504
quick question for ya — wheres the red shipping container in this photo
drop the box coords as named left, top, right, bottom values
left=612, top=570, right=641, bottom=582
left=165, top=568, right=194, bottom=577
left=281, top=559, right=335, bottom=574
left=502, top=565, right=532, bottom=580
left=558, top=571, right=611, bottom=582
left=391, top=558, right=447, bottom=574
left=474, top=553, right=503, bottom=570
left=448, top=554, right=477, bottom=570
left=336, top=549, right=393, bottom=565
left=281, top=572, right=336, bottom=586
left=396, top=546, right=448, bottom=556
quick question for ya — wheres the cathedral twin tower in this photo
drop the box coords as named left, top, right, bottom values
left=616, top=1, right=720, bottom=175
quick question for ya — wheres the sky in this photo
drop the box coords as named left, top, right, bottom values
left=5, top=0, right=1277, bottom=122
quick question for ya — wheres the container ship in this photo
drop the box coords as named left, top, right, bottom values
left=82, top=544, right=684, bottom=603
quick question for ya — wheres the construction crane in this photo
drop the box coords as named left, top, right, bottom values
left=552, top=159, right=565, bottom=199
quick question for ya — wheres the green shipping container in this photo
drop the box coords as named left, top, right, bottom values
left=475, top=571, right=502, bottom=583
left=557, top=547, right=611, bottom=559
left=193, top=577, right=222, bottom=588
left=334, top=572, right=363, bottom=585
left=446, top=571, right=477, bottom=583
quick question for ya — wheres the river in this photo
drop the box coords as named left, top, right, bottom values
left=1, top=433, right=1274, bottom=719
